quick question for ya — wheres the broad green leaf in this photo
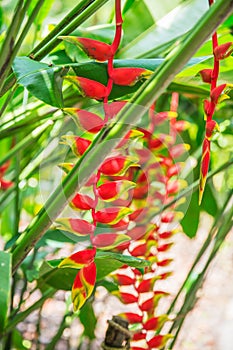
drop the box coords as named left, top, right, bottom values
left=0, top=251, right=11, bottom=333
left=79, top=302, right=97, bottom=340
left=118, top=0, right=208, bottom=58
left=12, top=57, right=68, bottom=107
left=121, top=1, right=154, bottom=45
left=181, top=190, right=200, bottom=238
left=28, top=0, right=53, bottom=28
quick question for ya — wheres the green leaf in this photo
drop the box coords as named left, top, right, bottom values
left=0, top=251, right=11, bottom=333
left=181, top=191, right=200, bottom=238
left=27, top=0, right=53, bottom=28
left=79, top=302, right=97, bottom=340
left=118, top=0, right=209, bottom=58
left=12, top=56, right=68, bottom=107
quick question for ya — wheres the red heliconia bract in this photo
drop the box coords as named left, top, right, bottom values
left=71, top=193, right=95, bottom=210
left=60, top=36, right=113, bottom=61
left=214, top=41, right=233, bottom=60
left=110, top=67, right=152, bottom=86
left=199, top=68, right=212, bottom=83
left=65, top=76, right=107, bottom=100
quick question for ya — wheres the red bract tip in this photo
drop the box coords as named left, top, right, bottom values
left=104, top=101, right=127, bottom=119
left=0, top=179, right=13, bottom=190
left=65, top=76, right=107, bottom=100
left=71, top=193, right=95, bottom=210
left=59, top=36, right=113, bottom=62
left=210, top=84, right=227, bottom=104
left=55, top=218, right=94, bottom=236
left=110, top=67, right=152, bottom=86
left=119, top=292, right=138, bottom=304
left=115, top=274, right=136, bottom=285
left=120, top=313, right=143, bottom=324
left=58, top=247, right=96, bottom=269
left=64, top=108, right=105, bottom=133
left=94, top=207, right=132, bottom=225
left=99, top=156, right=137, bottom=176
left=147, top=334, right=172, bottom=349
left=214, top=42, right=233, bottom=60
left=91, top=233, right=130, bottom=250
left=206, top=120, right=219, bottom=139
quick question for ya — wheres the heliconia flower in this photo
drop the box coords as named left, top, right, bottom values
left=115, top=274, right=136, bottom=285
left=199, top=69, right=212, bottom=83
left=132, top=184, right=148, bottom=200
left=91, top=233, right=130, bottom=250
left=117, top=292, right=138, bottom=304
left=120, top=313, right=143, bottom=324
left=199, top=138, right=210, bottom=204
left=0, top=178, right=13, bottom=190
left=147, top=334, right=173, bottom=349
left=157, top=258, right=173, bottom=267
left=72, top=262, right=96, bottom=311
left=169, top=143, right=190, bottom=158
left=143, top=315, right=168, bottom=331
left=58, top=247, right=96, bottom=269
left=104, top=101, right=127, bottom=119
left=173, top=120, right=190, bottom=132
left=71, top=193, right=95, bottom=210
left=110, top=67, right=152, bottom=86
left=149, top=134, right=172, bottom=150
left=99, top=156, right=138, bottom=176
left=58, top=162, right=74, bottom=173
left=214, top=41, right=233, bottom=60
left=117, top=129, right=144, bottom=148
left=55, top=218, right=95, bottom=236
left=153, top=111, right=177, bottom=126
left=96, top=180, right=135, bottom=201
left=64, top=108, right=105, bottom=133
left=61, top=135, right=91, bottom=157
left=59, top=36, right=113, bottom=62
left=139, top=291, right=169, bottom=311
left=65, top=76, right=107, bottom=100
left=129, top=241, right=147, bottom=257
left=158, top=230, right=176, bottom=239
left=210, top=83, right=227, bottom=104
left=136, top=277, right=158, bottom=293
left=94, top=207, right=133, bottom=225
left=167, top=163, right=183, bottom=178
left=133, top=333, right=147, bottom=341
left=0, top=161, right=10, bottom=176
left=205, top=120, right=220, bottom=139
left=157, top=242, right=174, bottom=252
left=166, top=179, right=187, bottom=195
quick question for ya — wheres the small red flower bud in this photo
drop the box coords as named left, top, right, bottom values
left=199, top=69, right=212, bottom=83
left=0, top=179, right=13, bottom=190
left=214, top=42, right=233, bottom=60
left=206, top=120, right=219, bottom=139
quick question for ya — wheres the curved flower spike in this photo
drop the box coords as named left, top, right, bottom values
left=110, top=67, right=152, bottom=86
left=64, top=108, right=105, bottom=133
left=72, top=262, right=96, bottom=311
left=58, top=247, right=96, bottom=269
left=65, top=76, right=107, bottom=100
left=147, top=334, right=173, bottom=349
left=59, top=36, right=113, bottom=62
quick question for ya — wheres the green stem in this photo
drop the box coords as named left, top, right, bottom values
left=0, top=0, right=33, bottom=92
left=11, top=0, right=233, bottom=273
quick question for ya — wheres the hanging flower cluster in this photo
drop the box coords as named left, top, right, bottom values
left=57, top=0, right=152, bottom=312
left=56, top=2, right=188, bottom=349
left=109, top=93, right=188, bottom=350
left=198, top=0, right=233, bottom=204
